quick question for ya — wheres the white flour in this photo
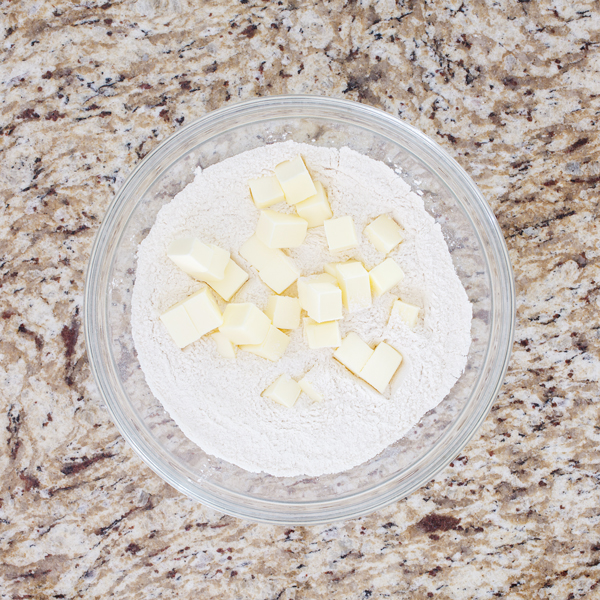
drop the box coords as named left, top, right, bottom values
left=131, top=142, right=472, bottom=477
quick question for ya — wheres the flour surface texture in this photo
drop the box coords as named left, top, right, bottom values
left=131, top=142, right=472, bottom=477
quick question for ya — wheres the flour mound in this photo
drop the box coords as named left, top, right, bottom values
left=131, top=142, right=472, bottom=477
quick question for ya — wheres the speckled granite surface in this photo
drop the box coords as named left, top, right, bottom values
left=1, top=0, right=599, bottom=598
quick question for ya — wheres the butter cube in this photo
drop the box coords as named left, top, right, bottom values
left=263, top=375, right=302, bottom=408
left=297, top=276, right=342, bottom=323
left=248, top=176, right=285, bottom=209
left=256, top=209, right=308, bottom=248
left=333, top=332, right=374, bottom=375
left=160, top=302, right=201, bottom=349
left=324, top=261, right=361, bottom=277
left=334, top=261, right=371, bottom=312
left=274, top=155, right=317, bottom=205
left=365, top=215, right=404, bottom=254
left=295, top=182, right=332, bottom=227
left=182, top=288, right=223, bottom=336
left=239, top=232, right=274, bottom=265
left=324, top=262, right=343, bottom=277
left=167, top=238, right=230, bottom=282
left=369, top=258, right=405, bottom=297
left=239, top=235, right=300, bottom=294
left=241, top=325, right=290, bottom=361
left=211, top=332, right=236, bottom=358
left=303, top=317, right=341, bottom=349
left=325, top=261, right=357, bottom=276
left=298, top=372, right=324, bottom=402
left=219, top=302, right=271, bottom=345
left=258, top=261, right=301, bottom=295
left=359, top=342, right=403, bottom=393
left=391, top=299, right=420, bottom=328
left=324, top=216, right=358, bottom=253
left=265, top=295, right=301, bottom=330
left=208, top=259, right=249, bottom=301
left=311, top=272, right=338, bottom=285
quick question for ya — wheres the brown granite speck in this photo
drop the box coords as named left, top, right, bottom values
left=1, top=0, right=599, bottom=598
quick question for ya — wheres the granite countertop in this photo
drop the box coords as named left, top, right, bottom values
left=1, top=1, right=599, bottom=597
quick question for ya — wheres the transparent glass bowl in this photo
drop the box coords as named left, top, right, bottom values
left=84, top=96, right=514, bottom=525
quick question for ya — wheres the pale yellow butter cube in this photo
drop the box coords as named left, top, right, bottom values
left=211, top=331, right=236, bottom=358
left=365, top=215, right=404, bottom=254
left=359, top=342, right=403, bottom=393
left=239, top=235, right=300, bottom=294
left=241, top=325, right=290, bottom=361
left=160, top=302, right=200, bottom=349
left=391, top=299, right=420, bottom=328
left=311, top=272, right=338, bottom=285
left=256, top=209, right=308, bottom=248
left=324, top=216, right=358, bottom=253
left=274, top=155, right=317, bottom=205
left=324, top=262, right=342, bottom=277
left=258, top=262, right=301, bottom=295
left=303, top=317, right=341, bottom=349
left=182, top=288, right=223, bottom=336
left=263, top=375, right=302, bottom=408
left=295, top=181, right=332, bottom=227
left=239, top=233, right=274, bottom=265
left=298, top=372, right=324, bottom=402
left=334, top=261, right=372, bottom=312
left=205, top=244, right=231, bottom=281
left=265, top=295, right=301, bottom=330
left=369, top=258, right=405, bottom=297
left=248, top=176, right=285, bottom=209
left=333, top=332, right=374, bottom=375
left=324, top=260, right=359, bottom=278
left=167, top=238, right=230, bottom=282
left=297, top=276, right=342, bottom=323
left=218, top=302, right=271, bottom=345
left=208, top=259, right=249, bottom=301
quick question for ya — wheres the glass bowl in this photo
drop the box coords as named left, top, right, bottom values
left=84, top=95, right=514, bottom=525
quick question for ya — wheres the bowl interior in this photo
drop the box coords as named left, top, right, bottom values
left=86, top=97, right=513, bottom=524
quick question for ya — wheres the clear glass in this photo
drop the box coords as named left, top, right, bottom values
left=84, top=96, right=514, bottom=524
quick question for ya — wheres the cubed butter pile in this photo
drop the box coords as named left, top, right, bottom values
left=210, top=332, right=236, bottom=358
left=209, top=260, right=249, bottom=302
left=166, top=237, right=248, bottom=301
left=295, top=181, right=332, bottom=227
left=298, top=274, right=342, bottom=323
left=218, top=303, right=290, bottom=362
left=298, top=371, right=324, bottom=402
left=167, top=238, right=230, bottom=282
left=333, top=332, right=374, bottom=375
left=256, top=209, right=308, bottom=249
left=157, top=154, right=417, bottom=408
left=240, top=235, right=300, bottom=294
left=263, top=368, right=324, bottom=408
left=241, top=325, right=290, bottom=361
left=160, top=288, right=222, bottom=349
left=265, top=295, right=301, bottom=330
left=248, top=176, right=285, bottom=209
left=326, top=261, right=371, bottom=312
left=274, top=155, right=317, bottom=205
left=303, top=317, right=341, bottom=349
left=219, top=303, right=270, bottom=345
left=334, top=333, right=403, bottom=394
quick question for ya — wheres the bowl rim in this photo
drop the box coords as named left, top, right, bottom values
left=84, top=94, right=515, bottom=524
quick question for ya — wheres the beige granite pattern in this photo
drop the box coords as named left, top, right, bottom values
left=1, top=0, right=600, bottom=597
